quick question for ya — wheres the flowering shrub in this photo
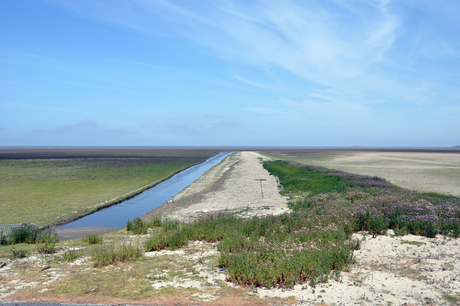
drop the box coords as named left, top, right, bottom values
left=264, top=160, right=460, bottom=238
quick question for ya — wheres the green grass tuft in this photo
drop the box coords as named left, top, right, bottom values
left=91, top=243, right=143, bottom=267
left=62, top=249, right=81, bottom=261
left=82, top=233, right=103, bottom=244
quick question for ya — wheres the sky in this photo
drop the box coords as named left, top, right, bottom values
left=1, top=0, right=460, bottom=147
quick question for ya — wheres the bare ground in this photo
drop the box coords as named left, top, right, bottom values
left=144, top=151, right=290, bottom=223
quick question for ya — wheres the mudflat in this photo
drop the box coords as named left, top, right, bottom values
left=55, top=227, right=117, bottom=241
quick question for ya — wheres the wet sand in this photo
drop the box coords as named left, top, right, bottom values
left=55, top=227, right=118, bottom=240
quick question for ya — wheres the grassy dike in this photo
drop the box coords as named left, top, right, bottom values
left=0, top=148, right=220, bottom=226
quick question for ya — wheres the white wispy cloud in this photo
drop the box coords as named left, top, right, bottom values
left=45, top=0, right=460, bottom=108
left=47, top=0, right=401, bottom=81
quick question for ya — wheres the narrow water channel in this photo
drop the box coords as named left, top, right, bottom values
left=56, top=152, right=232, bottom=239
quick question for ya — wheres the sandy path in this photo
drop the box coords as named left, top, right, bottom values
left=158, top=151, right=290, bottom=222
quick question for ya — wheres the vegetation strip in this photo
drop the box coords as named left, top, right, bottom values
left=0, top=148, right=220, bottom=226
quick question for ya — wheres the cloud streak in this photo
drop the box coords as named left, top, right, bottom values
left=47, top=0, right=438, bottom=106
left=49, top=1, right=400, bottom=77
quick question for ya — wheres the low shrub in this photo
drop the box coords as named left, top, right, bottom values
left=0, top=233, right=9, bottom=245
left=145, top=234, right=167, bottom=251
left=126, top=219, right=133, bottom=231
left=37, top=242, right=56, bottom=254
left=165, top=230, right=188, bottom=250
left=126, top=218, right=148, bottom=235
left=147, top=216, right=162, bottom=227
left=145, top=229, right=188, bottom=251
left=36, top=228, right=58, bottom=254
left=83, top=233, right=103, bottom=244
left=10, top=223, right=41, bottom=244
left=36, top=228, right=58, bottom=243
left=440, top=219, right=460, bottom=238
left=11, top=248, right=27, bottom=259
left=161, top=219, right=180, bottom=231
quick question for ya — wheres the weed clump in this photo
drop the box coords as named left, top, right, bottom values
left=10, top=223, right=41, bottom=244
left=145, top=229, right=188, bottom=251
left=0, top=233, right=8, bottom=246
left=126, top=218, right=148, bottom=235
left=62, top=249, right=81, bottom=261
left=82, top=233, right=103, bottom=244
left=36, top=229, right=58, bottom=254
left=91, top=243, right=143, bottom=267
left=11, top=248, right=27, bottom=259
left=1, top=224, right=59, bottom=252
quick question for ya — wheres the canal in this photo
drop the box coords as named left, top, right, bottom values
left=56, top=152, right=232, bottom=239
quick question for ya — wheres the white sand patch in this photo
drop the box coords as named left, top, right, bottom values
left=42, top=270, right=67, bottom=285
left=255, top=231, right=460, bottom=305
left=144, top=249, right=185, bottom=258
left=68, top=256, right=90, bottom=266
left=151, top=278, right=203, bottom=290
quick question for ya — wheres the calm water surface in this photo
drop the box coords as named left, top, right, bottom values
left=57, top=152, right=232, bottom=231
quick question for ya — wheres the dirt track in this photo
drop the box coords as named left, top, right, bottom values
left=144, top=151, right=289, bottom=222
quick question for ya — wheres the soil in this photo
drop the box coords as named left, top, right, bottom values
left=55, top=227, right=118, bottom=241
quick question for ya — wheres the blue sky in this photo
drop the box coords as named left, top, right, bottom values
left=1, top=0, right=459, bottom=147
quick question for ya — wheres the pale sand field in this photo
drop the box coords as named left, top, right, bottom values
left=264, top=150, right=460, bottom=197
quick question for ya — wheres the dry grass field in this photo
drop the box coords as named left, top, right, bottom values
left=261, top=149, right=460, bottom=197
